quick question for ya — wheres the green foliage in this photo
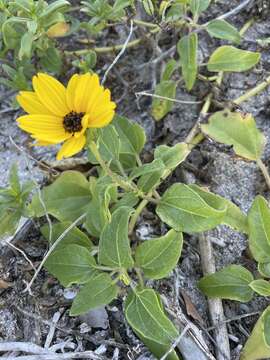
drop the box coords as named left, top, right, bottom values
left=84, top=176, right=114, bottom=237
left=201, top=110, right=266, bottom=161
left=98, top=206, right=134, bottom=269
left=151, top=59, right=178, bottom=121
left=207, top=46, right=261, bottom=72
left=151, top=80, right=177, bottom=121
left=135, top=230, right=183, bottom=279
left=177, top=33, right=198, bottom=91
left=70, top=272, right=119, bottom=315
left=249, top=279, right=270, bottom=297
left=0, top=0, right=70, bottom=90
left=248, top=196, right=270, bottom=264
left=81, top=0, right=132, bottom=33
left=6, top=0, right=270, bottom=356
left=125, top=288, right=179, bottom=360
left=45, top=244, right=97, bottom=287
left=30, top=171, right=92, bottom=222
left=156, top=183, right=227, bottom=233
left=41, top=221, right=92, bottom=250
left=206, top=19, right=241, bottom=43
left=198, top=265, right=254, bottom=302
left=241, top=306, right=270, bottom=360
left=0, top=164, right=34, bottom=237
left=190, top=0, right=211, bottom=19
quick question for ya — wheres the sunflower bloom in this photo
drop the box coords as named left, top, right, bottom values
left=17, top=73, right=116, bottom=160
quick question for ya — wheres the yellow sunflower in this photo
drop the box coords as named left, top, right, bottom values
left=17, top=73, right=116, bottom=160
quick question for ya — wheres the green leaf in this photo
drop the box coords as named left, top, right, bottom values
left=177, top=33, right=198, bottom=91
left=129, top=159, right=165, bottom=180
left=206, top=19, right=241, bottom=43
left=84, top=177, right=113, bottom=237
left=154, top=143, right=189, bottom=171
left=248, top=196, right=270, bottom=263
left=156, top=183, right=227, bottom=233
left=112, top=192, right=139, bottom=212
left=45, top=244, right=97, bottom=287
left=207, top=46, right=261, bottom=72
left=113, top=115, right=146, bottom=170
left=241, top=305, right=270, bottom=360
left=135, top=230, right=183, bottom=279
left=41, top=222, right=92, bottom=250
left=198, top=265, right=254, bottom=302
left=161, top=59, right=179, bottom=82
left=29, top=171, right=91, bottom=222
left=98, top=206, right=134, bottom=269
left=40, top=47, right=62, bottom=74
left=90, top=125, right=120, bottom=164
left=201, top=110, right=266, bottom=161
left=137, top=164, right=165, bottom=193
left=258, top=262, right=270, bottom=278
left=9, top=163, right=21, bottom=194
left=18, top=32, right=33, bottom=60
left=190, top=0, right=211, bottom=17
left=151, top=80, right=177, bottom=121
left=142, top=0, right=155, bottom=16
left=249, top=279, right=270, bottom=297
left=39, top=0, right=70, bottom=18
left=0, top=208, right=22, bottom=237
left=222, top=198, right=248, bottom=234
left=124, top=288, right=179, bottom=359
left=70, top=273, right=119, bottom=316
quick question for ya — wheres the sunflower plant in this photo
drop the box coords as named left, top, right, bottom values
left=3, top=70, right=264, bottom=359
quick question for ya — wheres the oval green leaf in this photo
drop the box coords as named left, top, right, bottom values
left=201, top=110, right=266, bottom=161
left=98, top=206, right=134, bottom=269
left=248, top=196, right=270, bottom=263
left=70, top=273, right=119, bottom=316
left=207, top=46, right=261, bottom=72
left=45, top=244, right=97, bottom=287
left=177, top=33, right=198, bottom=91
left=198, top=265, right=254, bottom=302
left=156, top=183, right=227, bottom=233
left=135, top=230, right=183, bottom=279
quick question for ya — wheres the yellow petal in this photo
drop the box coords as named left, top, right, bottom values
left=32, top=140, right=55, bottom=146
left=66, top=74, right=81, bottom=111
left=17, top=114, right=70, bottom=143
left=57, top=135, right=86, bottom=160
left=88, top=108, right=115, bottom=128
left=17, top=91, right=54, bottom=115
left=85, top=75, right=104, bottom=113
left=33, top=73, right=69, bottom=116
left=74, top=73, right=97, bottom=113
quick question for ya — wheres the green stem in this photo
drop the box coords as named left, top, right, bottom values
left=233, top=75, right=270, bottom=105
left=89, top=141, right=134, bottom=192
left=129, top=198, right=149, bottom=235
left=95, top=265, right=117, bottom=272
left=66, top=28, right=160, bottom=56
left=135, top=268, right=145, bottom=288
left=257, top=159, right=270, bottom=190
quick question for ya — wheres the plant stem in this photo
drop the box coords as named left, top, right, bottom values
left=89, top=141, right=134, bottom=192
left=257, top=159, right=270, bottom=190
left=233, top=75, right=270, bottom=105
left=128, top=198, right=149, bottom=235
left=66, top=28, right=160, bottom=56
left=135, top=268, right=145, bottom=288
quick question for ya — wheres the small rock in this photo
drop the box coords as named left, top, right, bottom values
left=79, top=306, right=109, bottom=329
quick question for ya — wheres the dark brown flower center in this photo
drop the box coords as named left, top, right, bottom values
left=63, top=111, right=85, bottom=133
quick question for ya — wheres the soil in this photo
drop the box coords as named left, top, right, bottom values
left=1, top=1, right=270, bottom=359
